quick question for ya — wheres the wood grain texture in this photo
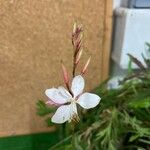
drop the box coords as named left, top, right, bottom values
left=0, top=0, right=112, bottom=137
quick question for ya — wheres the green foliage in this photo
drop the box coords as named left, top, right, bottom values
left=36, top=100, right=54, bottom=116
left=128, top=97, right=150, bottom=108
left=128, top=58, right=133, bottom=75
left=146, top=42, right=150, bottom=51
left=36, top=100, right=55, bottom=127
left=37, top=44, right=150, bottom=149
left=46, top=76, right=150, bottom=149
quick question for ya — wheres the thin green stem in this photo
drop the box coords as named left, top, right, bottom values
left=72, top=123, right=76, bottom=150
left=50, top=135, right=72, bottom=150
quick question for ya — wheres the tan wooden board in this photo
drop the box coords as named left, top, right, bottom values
left=0, top=0, right=112, bottom=137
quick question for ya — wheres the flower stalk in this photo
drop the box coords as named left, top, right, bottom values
left=81, top=57, right=91, bottom=75
left=61, top=63, right=73, bottom=96
left=72, top=23, right=83, bottom=77
left=45, top=22, right=101, bottom=149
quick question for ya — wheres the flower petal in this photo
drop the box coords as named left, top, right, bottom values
left=77, top=92, right=101, bottom=109
left=71, top=75, right=85, bottom=98
left=70, top=102, right=77, bottom=117
left=58, top=86, right=72, bottom=100
left=45, top=88, right=67, bottom=104
left=51, top=105, right=71, bottom=124
left=46, top=99, right=60, bottom=106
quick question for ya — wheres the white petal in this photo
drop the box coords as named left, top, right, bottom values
left=45, top=88, right=67, bottom=104
left=71, top=75, right=85, bottom=98
left=46, top=99, right=60, bottom=106
left=69, top=102, right=79, bottom=122
left=70, top=102, right=77, bottom=117
left=77, top=92, right=101, bottom=109
left=51, top=105, right=71, bottom=124
left=58, top=86, right=72, bottom=100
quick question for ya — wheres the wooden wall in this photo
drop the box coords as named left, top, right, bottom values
left=0, top=0, right=112, bottom=137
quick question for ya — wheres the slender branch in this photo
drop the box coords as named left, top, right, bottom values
left=72, top=53, right=77, bottom=77
left=50, top=135, right=72, bottom=150
left=72, top=124, right=76, bottom=150
left=72, top=23, right=83, bottom=78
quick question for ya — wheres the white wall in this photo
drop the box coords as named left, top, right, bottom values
left=113, top=0, right=128, bottom=9
left=109, top=0, right=129, bottom=87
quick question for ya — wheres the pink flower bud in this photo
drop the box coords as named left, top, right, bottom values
left=76, top=33, right=83, bottom=49
left=76, top=39, right=82, bottom=52
left=73, top=22, right=77, bottom=35
left=76, top=25, right=83, bottom=34
left=75, top=49, right=83, bottom=65
left=61, top=63, right=69, bottom=85
left=72, top=24, right=83, bottom=39
left=81, top=57, right=91, bottom=75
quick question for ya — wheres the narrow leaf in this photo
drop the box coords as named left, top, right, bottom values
left=127, top=54, right=146, bottom=71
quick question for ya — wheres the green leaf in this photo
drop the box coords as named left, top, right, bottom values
left=142, top=53, right=150, bottom=68
left=145, top=42, right=150, bottom=50
left=127, top=54, right=146, bottom=71
left=129, top=134, right=140, bottom=142
left=108, top=142, right=116, bottom=150
left=128, top=58, right=133, bottom=74
left=139, top=138, right=150, bottom=145
left=128, top=98, right=150, bottom=108
left=45, top=117, right=53, bottom=127
left=36, top=100, right=55, bottom=116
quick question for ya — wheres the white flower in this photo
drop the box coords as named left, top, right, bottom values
left=45, top=75, right=101, bottom=124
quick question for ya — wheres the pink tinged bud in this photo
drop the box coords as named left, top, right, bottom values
left=73, top=22, right=77, bottom=34
left=81, top=57, right=91, bottom=75
left=76, top=39, right=81, bottom=51
left=61, top=63, right=69, bottom=85
left=76, top=25, right=83, bottom=34
left=76, top=33, right=83, bottom=47
left=75, top=49, right=83, bottom=65
left=72, top=24, right=83, bottom=39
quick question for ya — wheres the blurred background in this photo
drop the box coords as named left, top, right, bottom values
left=0, top=0, right=112, bottom=137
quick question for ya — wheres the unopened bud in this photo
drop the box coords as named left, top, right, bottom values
left=61, top=63, right=69, bottom=85
left=76, top=39, right=82, bottom=52
left=76, top=25, right=83, bottom=34
left=75, top=49, right=83, bottom=65
left=75, top=33, right=83, bottom=49
left=73, top=22, right=77, bottom=35
left=79, top=33, right=83, bottom=41
left=81, top=57, right=91, bottom=75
